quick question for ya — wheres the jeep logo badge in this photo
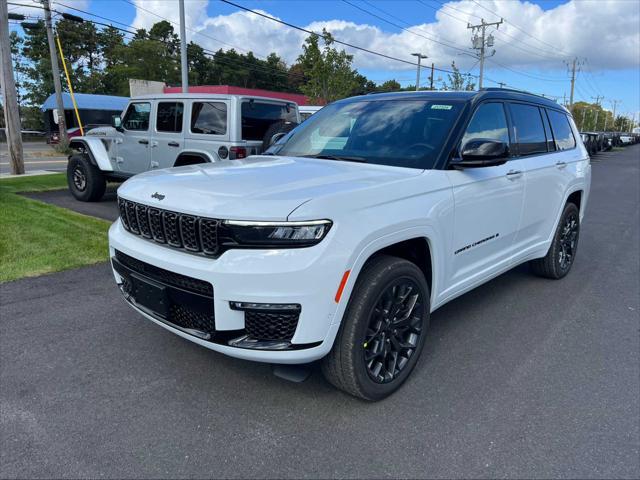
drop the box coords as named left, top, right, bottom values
left=151, top=192, right=165, bottom=201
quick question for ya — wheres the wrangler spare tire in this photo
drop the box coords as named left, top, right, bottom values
left=262, top=121, right=298, bottom=151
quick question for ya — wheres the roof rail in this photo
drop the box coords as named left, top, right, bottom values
left=480, top=87, right=557, bottom=102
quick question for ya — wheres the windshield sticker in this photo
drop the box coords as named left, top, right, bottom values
left=431, top=104, right=453, bottom=110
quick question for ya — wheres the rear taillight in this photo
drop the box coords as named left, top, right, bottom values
left=229, top=146, right=247, bottom=160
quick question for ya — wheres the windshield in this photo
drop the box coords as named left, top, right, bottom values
left=269, top=99, right=463, bottom=169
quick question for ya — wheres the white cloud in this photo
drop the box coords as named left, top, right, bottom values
left=130, top=0, right=208, bottom=35
left=128, top=0, right=639, bottom=74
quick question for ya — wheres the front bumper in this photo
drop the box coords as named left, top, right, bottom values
left=108, top=220, right=345, bottom=364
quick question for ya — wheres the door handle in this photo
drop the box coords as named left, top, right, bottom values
left=138, top=139, right=149, bottom=145
left=168, top=141, right=180, bottom=147
left=556, top=161, right=567, bottom=169
left=506, top=169, right=523, bottom=179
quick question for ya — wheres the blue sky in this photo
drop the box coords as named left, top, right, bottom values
left=11, top=0, right=640, bottom=117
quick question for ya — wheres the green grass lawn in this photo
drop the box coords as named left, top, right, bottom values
left=0, top=174, right=110, bottom=283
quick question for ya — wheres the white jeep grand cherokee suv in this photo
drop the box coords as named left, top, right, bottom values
left=110, top=89, right=591, bottom=400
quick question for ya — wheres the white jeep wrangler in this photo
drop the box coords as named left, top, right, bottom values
left=67, top=93, right=299, bottom=201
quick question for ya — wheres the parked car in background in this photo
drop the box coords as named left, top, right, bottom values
left=299, top=106, right=323, bottom=121
left=109, top=88, right=590, bottom=400
left=67, top=93, right=300, bottom=201
left=580, top=132, right=598, bottom=155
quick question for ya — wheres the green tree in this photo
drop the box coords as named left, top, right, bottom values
left=378, top=79, right=401, bottom=92
left=441, top=61, right=475, bottom=91
left=297, top=31, right=360, bottom=103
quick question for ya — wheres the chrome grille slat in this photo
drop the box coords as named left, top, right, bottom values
left=118, top=198, right=220, bottom=256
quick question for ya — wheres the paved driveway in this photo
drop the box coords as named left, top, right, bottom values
left=1, top=146, right=639, bottom=478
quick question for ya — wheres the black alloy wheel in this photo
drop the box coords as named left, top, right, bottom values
left=558, top=210, right=579, bottom=272
left=364, top=279, right=424, bottom=383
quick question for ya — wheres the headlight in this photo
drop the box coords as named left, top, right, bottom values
left=220, top=219, right=332, bottom=248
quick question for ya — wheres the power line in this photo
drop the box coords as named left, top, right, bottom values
left=419, top=0, right=563, bottom=62
left=218, top=0, right=471, bottom=78
left=468, top=0, right=573, bottom=58
left=120, top=0, right=264, bottom=57
left=343, top=0, right=470, bottom=54
left=486, top=57, right=567, bottom=83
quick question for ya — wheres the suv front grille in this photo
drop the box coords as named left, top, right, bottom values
left=118, top=198, right=220, bottom=256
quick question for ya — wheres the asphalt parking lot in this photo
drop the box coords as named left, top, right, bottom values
left=1, top=145, right=639, bottom=478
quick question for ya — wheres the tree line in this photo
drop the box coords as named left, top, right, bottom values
left=4, top=19, right=477, bottom=131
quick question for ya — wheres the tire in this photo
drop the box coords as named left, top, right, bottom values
left=261, top=121, right=297, bottom=151
left=67, top=154, right=106, bottom=202
left=322, top=255, right=430, bottom=401
left=530, top=202, right=580, bottom=279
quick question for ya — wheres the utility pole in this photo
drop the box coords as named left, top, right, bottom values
left=0, top=0, right=24, bottom=174
left=609, top=99, right=621, bottom=131
left=581, top=108, right=588, bottom=131
left=43, top=0, right=68, bottom=146
left=429, top=63, right=434, bottom=90
left=565, top=57, right=583, bottom=110
left=467, top=18, right=503, bottom=89
left=591, top=95, right=604, bottom=106
left=178, top=0, right=188, bottom=93
left=411, top=53, right=428, bottom=91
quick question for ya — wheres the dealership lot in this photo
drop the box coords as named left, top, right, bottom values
left=1, top=145, right=639, bottom=478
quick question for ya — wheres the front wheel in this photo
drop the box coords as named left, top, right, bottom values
left=67, top=154, right=106, bottom=202
left=530, top=202, right=580, bottom=279
left=322, top=255, right=430, bottom=401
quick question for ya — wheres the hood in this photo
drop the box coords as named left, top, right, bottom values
left=118, top=155, right=422, bottom=220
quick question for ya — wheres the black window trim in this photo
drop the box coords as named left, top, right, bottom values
left=155, top=101, right=184, bottom=134
left=506, top=100, right=559, bottom=158
left=122, top=101, right=151, bottom=132
left=189, top=100, right=228, bottom=136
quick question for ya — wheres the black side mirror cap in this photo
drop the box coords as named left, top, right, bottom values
left=451, top=139, right=510, bottom=169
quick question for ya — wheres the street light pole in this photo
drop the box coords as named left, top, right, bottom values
left=411, top=53, right=427, bottom=91
left=179, top=0, right=188, bottom=93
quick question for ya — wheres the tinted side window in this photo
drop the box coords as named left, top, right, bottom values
left=191, top=102, right=227, bottom=135
left=122, top=102, right=150, bottom=131
left=510, top=103, right=548, bottom=156
left=156, top=102, right=183, bottom=133
left=241, top=102, right=297, bottom=141
left=461, top=102, right=510, bottom=148
left=547, top=109, right=576, bottom=150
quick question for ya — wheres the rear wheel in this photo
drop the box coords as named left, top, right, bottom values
left=322, top=255, right=430, bottom=401
left=530, top=202, right=580, bottom=279
left=67, top=154, right=106, bottom=202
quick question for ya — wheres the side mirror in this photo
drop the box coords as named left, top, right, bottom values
left=451, top=139, right=509, bottom=168
left=270, top=132, right=287, bottom=146
left=111, top=115, right=123, bottom=132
